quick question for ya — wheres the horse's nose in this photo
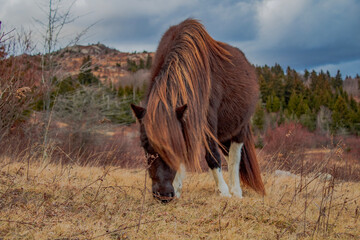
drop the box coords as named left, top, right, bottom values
left=160, top=192, right=174, bottom=203
left=153, top=191, right=175, bottom=203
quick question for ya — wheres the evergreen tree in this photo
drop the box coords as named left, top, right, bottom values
left=56, top=76, right=80, bottom=94
left=139, top=59, right=145, bottom=69
left=331, top=95, right=350, bottom=132
left=259, top=74, right=269, bottom=103
left=296, top=97, right=309, bottom=118
left=124, top=85, right=133, bottom=95
left=253, top=102, right=265, bottom=132
left=331, top=70, right=343, bottom=90
left=117, top=86, right=125, bottom=97
left=265, top=92, right=281, bottom=113
left=127, top=59, right=138, bottom=72
left=304, top=69, right=309, bottom=80
left=78, top=56, right=99, bottom=85
left=287, top=91, right=299, bottom=117
left=271, top=63, right=284, bottom=77
left=300, top=108, right=316, bottom=132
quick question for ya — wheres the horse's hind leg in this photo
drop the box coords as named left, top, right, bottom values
left=227, top=142, right=244, bottom=198
left=206, top=138, right=231, bottom=197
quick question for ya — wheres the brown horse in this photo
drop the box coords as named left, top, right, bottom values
left=131, top=19, right=265, bottom=203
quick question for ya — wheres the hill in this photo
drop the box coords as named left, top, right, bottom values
left=3, top=43, right=154, bottom=87
left=53, top=44, right=154, bottom=86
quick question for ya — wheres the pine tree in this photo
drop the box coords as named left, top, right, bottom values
left=253, top=102, right=265, bottom=132
left=118, top=86, right=125, bottom=97
left=300, top=108, right=316, bottom=132
left=331, top=70, right=343, bottom=90
left=271, top=63, right=284, bottom=77
left=259, top=74, right=269, bottom=103
left=139, top=59, right=145, bottom=69
left=304, top=69, right=309, bottom=80
left=265, top=92, right=281, bottom=113
left=296, top=97, right=309, bottom=118
left=287, top=91, right=299, bottom=117
left=272, top=95, right=281, bottom=112
left=77, top=56, right=99, bottom=85
left=127, top=59, right=138, bottom=72
left=332, top=95, right=350, bottom=132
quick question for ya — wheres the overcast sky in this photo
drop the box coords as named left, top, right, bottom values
left=1, top=0, right=360, bottom=77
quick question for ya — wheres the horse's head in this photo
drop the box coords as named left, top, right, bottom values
left=131, top=104, right=187, bottom=203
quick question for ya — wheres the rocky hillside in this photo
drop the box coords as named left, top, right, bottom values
left=54, top=43, right=154, bottom=86
left=7, top=44, right=154, bottom=88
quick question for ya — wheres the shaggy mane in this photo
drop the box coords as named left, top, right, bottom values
left=143, top=19, right=231, bottom=170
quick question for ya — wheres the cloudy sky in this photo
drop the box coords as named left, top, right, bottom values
left=1, top=0, right=360, bottom=77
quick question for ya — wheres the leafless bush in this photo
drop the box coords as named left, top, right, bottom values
left=343, top=76, right=359, bottom=98
left=261, top=123, right=360, bottom=181
left=33, top=0, right=97, bottom=162
left=0, top=25, right=38, bottom=143
left=117, top=69, right=150, bottom=88
left=42, top=85, right=144, bottom=166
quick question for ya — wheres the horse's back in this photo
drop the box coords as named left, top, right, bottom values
left=150, top=19, right=259, bottom=144
left=215, top=43, right=259, bottom=142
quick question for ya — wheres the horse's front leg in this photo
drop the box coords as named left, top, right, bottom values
left=172, top=164, right=186, bottom=198
left=225, top=142, right=244, bottom=198
left=205, top=138, right=231, bottom=197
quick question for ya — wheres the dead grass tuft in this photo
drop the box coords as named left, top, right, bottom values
left=0, top=155, right=359, bottom=239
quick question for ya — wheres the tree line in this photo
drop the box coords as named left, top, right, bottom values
left=252, top=64, right=360, bottom=135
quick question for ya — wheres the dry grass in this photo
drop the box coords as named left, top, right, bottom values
left=1, top=156, right=359, bottom=240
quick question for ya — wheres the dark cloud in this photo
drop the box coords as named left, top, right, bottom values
left=240, top=0, right=360, bottom=75
left=85, top=0, right=258, bottom=50
left=0, top=0, right=359, bottom=76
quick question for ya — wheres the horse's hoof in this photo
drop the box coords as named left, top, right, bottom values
left=231, top=191, right=243, bottom=198
left=220, top=191, right=232, bottom=197
left=230, top=188, right=243, bottom=198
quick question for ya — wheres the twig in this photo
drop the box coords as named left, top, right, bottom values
left=0, top=219, right=37, bottom=227
left=218, top=201, right=228, bottom=240
left=90, top=219, right=162, bottom=239
left=137, top=169, right=148, bottom=232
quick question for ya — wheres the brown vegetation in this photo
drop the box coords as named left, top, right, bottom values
left=0, top=155, right=359, bottom=239
left=261, top=123, right=360, bottom=182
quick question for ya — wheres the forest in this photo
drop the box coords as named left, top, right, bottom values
left=253, top=64, right=360, bottom=136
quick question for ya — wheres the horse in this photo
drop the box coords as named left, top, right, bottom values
left=131, top=19, right=265, bottom=203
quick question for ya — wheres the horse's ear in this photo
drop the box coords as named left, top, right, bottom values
left=131, top=104, right=146, bottom=120
left=176, top=104, right=188, bottom=120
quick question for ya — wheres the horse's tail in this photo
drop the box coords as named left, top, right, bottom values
left=240, top=124, right=266, bottom=195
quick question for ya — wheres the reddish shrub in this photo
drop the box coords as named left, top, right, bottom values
left=263, top=123, right=315, bottom=156
left=261, top=123, right=360, bottom=181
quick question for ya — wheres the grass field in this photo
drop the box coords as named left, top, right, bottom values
left=0, top=157, right=359, bottom=239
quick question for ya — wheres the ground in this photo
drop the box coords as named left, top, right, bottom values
left=0, top=159, right=359, bottom=239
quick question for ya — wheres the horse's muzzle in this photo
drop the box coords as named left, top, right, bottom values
left=153, top=191, right=175, bottom=203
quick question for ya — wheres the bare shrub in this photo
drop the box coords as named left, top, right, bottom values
left=263, top=123, right=315, bottom=155
left=0, top=25, right=39, bottom=144
left=39, top=85, right=144, bottom=166
left=261, top=123, right=360, bottom=181
left=117, top=69, right=150, bottom=89
left=343, top=76, right=359, bottom=98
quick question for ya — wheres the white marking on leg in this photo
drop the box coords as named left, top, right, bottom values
left=172, top=164, right=186, bottom=198
left=228, top=142, right=243, bottom=198
left=211, top=168, right=231, bottom=197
